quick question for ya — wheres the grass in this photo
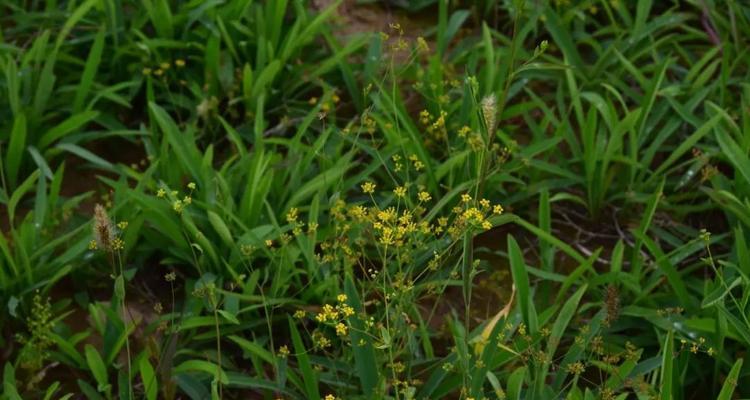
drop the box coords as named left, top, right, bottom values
left=1, top=0, right=749, bottom=399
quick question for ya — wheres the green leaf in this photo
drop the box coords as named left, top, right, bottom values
left=173, top=360, right=228, bottom=384
left=3, top=363, right=22, bottom=400
left=702, top=277, right=742, bottom=308
left=73, top=27, right=105, bottom=112
left=288, top=316, right=319, bottom=400
left=139, top=357, right=157, bottom=400
left=207, top=211, right=234, bottom=247
left=6, top=112, right=26, bottom=188
left=717, top=358, right=743, bottom=400
left=659, top=330, right=674, bottom=400
left=57, top=143, right=115, bottom=171
left=84, top=345, right=109, bottom=391
left=345, top=274, right=379, bottom=397
left=507, top=366, right=526, bottom=400
left=39, top=111, right=100, bottom=149
left=508, top=234, right=537, bottom=333
left=217, top=309, right=239, bottom=325
left=716, top=127, right=750, bottom=186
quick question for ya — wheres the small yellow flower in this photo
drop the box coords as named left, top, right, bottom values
left=173, top=200, right=184, bottom=213
left=154, top=69, right=164, bottom=76
left=340, top=305, right=355, bottom=317
left=187, top=182, right=196, bottom=190
left=418, top=191, right=432, bottom=202
left=337, top=294, right=348, bottom=303
left=117, top=221, right=128, bottom=230
left=278, top=345, right=290, bottom=358
left=461, top=194, right=472, bottom=203
left=88, top=240, right=98, bottom=250
left=565, top=361, right=585, bottom=375
left=175, top=59, right=186, bottom=67
left=335, top=322, right=348, bottom=336
left=160, top=62, right=171, bottom=70
left=293, top=310, right=306, bottom=319
left=142, top=67, right=152, bottom=75
left=265, top=239, right=273, bottom=248
left=286, top=207, right=299, bottom=223
left=361, top=182, right=376, bottom=194
left=156, top=188, right=166, bottom=198
left=325, top=395, right=336, bottom=400
left=393, top=186, right=407, bottom=198
left=493, top=204, right=504, bottom=214
left=182, top=196, right=192, bottom=205
left=416, top=36, right=429, bottom=53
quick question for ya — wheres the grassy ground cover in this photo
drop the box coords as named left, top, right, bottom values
left=1, top=0, right=749, bottom=399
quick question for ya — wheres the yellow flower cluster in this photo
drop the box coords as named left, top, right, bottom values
left=361, top=181, right=376, bottom=194
left=419, top=109, right=448, bottom=147
left=142, top=59, right=186, bottom=77
left=156, top=182, right=196, bottom=214
left=309, top=294, right=356, bottom=351
left=446, top=194, right=504, bottom=236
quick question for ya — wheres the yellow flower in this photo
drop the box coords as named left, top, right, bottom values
left=187, top=182, right=196, bottom=190
left=337, top=294, right=348, bottom=303
left=335, top=322, right=348, bottom=336
left=278, top=345, right=290, bottom=358
left=493, top=204, right=504, bottom=214
left=461, top=193, right=472, bottom=203
left=142, top=67, right=152, bottom=75
left=418, top=191, right=431, bottom=202
left=340, top=305, right=355, bottom=317
left=325, top=395, right=336, bottom=400
left=361, top=182, right=376, bottom=194
left=393, top=186, right=407, bottom=198
left=88, top=240, right=98, bottom=250
left=160, top=62, right=171, bottom=70
left=175, top=59, right=186, bottom=67
left=416, top=36, right=429, bottom=53
left=419, top=110, right=431, bottom=125
left=265, top=239, right=273, bottom=247
left=565, top=361, right=585, bottom=375
left=156, top=188, right=166, bottom=198
left=294, top=310, right=306, bottom=319
left=117, top=221, right=128, bottom=230
left=286, top=207, right=299, bottom=223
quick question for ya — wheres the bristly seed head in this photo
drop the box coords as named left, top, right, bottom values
left=93, top=204, right=115, bottom=252
left=481, top=95, right=497, bottom=134
left=604, top=284, right=620, bottom=326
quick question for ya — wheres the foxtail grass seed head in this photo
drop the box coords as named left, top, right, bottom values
left=604, top=284, right=620, bottom=326
left=93, top=204, right=115, bottom=252
left=481, top=94, right=497, bottom=134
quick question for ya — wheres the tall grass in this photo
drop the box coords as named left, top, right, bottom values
left=2, top=0, right=749, bottom=399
